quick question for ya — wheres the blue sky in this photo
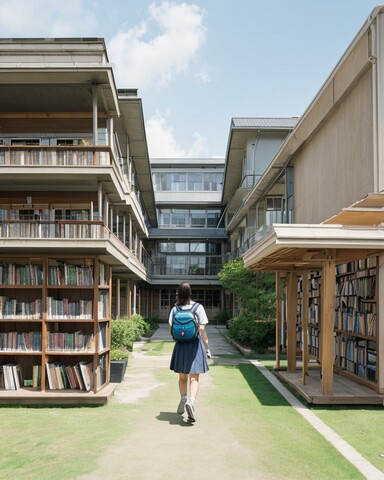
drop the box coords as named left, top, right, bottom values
left=0, top=0, right=381, bottom=157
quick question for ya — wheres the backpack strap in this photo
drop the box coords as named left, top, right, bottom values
left=191, top=302, right=200, bottom=313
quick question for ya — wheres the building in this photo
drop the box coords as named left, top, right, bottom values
left=0, top=38, right=156, bottom=402
left=242, top=6, right=384, bottom=404
left=148, top=157, right=227, bottom=321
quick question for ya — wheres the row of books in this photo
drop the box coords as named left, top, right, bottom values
left=0, top=364, right=23, bottom=390
left=48, top=264, right=94, bottom=286
left=334, top=309, right=376, bottom=336
left=46, top=297, right=92, bottom=319
left=0, top=264, right=43, bottom=285
left=0, top=331, right=42, bottom=351
left=0, top=296, right=108, bottom=320
left=335, top=277, right=376, bottom=299
left=336, top=257, right=377, bottom=275
left=47, top=330, right=94, bottom=352
left=46, top=361, right=94, bottom=391
left=0, top=296, right=42, bottom=319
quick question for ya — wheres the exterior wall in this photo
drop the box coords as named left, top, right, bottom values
left=294, top=67, right=374, bottom=224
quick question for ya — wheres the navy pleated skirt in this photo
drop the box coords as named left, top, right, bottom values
left=170, top=335, right=209, bottom=374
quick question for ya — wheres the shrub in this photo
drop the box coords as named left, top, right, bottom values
left=111, top=314, right=153, bottom=352
left=228, top=314, right=275, bottom=352
left=214, top=309, right=231, bottom=325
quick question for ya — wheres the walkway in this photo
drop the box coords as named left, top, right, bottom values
left=79, top=324, right=384, bottom=480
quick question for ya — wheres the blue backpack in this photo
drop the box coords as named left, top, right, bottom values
left=171, top=303, right=200, bottom=342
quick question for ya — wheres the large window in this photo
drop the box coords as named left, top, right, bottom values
left=153, top=172, right=223, bottom=192
left=155, top=241, right=222, bottom=276
left=157, top=208, right=221, bottom=228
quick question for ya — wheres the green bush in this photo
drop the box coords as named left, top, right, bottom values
left=228, top=315, right=275, bottom=352
left=111, top=314, right=153, bottom=352
left=214, top=309, right=231, bottom=325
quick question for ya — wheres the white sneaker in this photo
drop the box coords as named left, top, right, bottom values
left=185, top=401, right=197, bottom=422
left=177, top=397, right=187, bottom=415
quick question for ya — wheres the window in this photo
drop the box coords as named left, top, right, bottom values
left=170, top=173, right=186, bottom=191
left=188, top=173, right=203, bottom=191
left=11, top=139, right=40, bottom=146
left=207, top=210, right=221, bottom=227
left=190, top=210, right=206, bottom=227
left=171, top=210, right=188, bottom=227
left=204, top=173, right=223, bottom=191
left=265, top=197, right=284, bottom=225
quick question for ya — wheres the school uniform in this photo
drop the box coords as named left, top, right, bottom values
left=169, top=302, right=209, bottom=374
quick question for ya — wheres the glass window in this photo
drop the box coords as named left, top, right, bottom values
left=190, top=210, right=206, bottom=227
left=207, top=210, right=220, bottom=227
left=171, top=173, right=186, bottom=191
left=171, top=210, right=188, bottom=227
left=158, top=209, right=170, bottom=226
left=190, top=242, right=206, bottom=253
left=204, top=173, right=223, bottom=191
left=188, top=173, right=203, bottom=191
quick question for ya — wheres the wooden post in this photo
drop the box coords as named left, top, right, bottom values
left=275, top=272, right=281, bottom=369
left=286, top=270, right=297, bottom=373
left=301, top=271, right=309, bottom=384
left=320, top=257, right=336, bottom=395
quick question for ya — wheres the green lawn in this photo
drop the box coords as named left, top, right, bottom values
left=0, top=342, right=382, bottom=479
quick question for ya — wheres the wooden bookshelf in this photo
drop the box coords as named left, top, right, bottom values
left=0, top=255, right=111, bottom=400
left=333, top=257, right=378, bottom=388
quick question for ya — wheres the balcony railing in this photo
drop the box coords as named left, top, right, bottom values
left=0, top=219, right=106, bottom=239
left=227, top=224, right=274, bottom=261
left=0, top=145, right=112, bottom=167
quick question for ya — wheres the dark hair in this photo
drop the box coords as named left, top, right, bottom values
left=176, top=282, right=192, bottom=305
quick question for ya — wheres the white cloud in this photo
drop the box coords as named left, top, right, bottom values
left=146, top=112, right=208, bottom=158
left=108, top=1, right=206, bottom=88
left=0, top=0, right=98, bottom=36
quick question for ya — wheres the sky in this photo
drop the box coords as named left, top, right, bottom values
left=0, top=0, right=381, bottom=158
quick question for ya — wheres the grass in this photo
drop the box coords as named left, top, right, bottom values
left=0, top=341, right=382, bottom=479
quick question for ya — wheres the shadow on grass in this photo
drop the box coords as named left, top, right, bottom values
left=210, top=362, right=290, bottom=407
left=156, top=411, right=194, bottom=427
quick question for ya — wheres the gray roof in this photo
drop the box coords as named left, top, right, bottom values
left=231, top=117, right=299, bottom=129
left=150, top=158, right=225, bottom=166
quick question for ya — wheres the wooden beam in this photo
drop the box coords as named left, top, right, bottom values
left=301, top=271, right=309, bottom=384
left=320, top=256, right=336, bottom=395
left=286, top=270, right=297, bottom=373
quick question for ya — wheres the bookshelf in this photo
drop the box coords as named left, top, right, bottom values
left=0, top=255, right=111, bottom=397
left=333, top=257, right=378, bottom=387
left=295, top=272, right=321, bottom=361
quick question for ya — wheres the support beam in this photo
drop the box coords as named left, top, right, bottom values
left=286, top=270, right=297, bottom=373
left=320, top=257, right=336, bottom=395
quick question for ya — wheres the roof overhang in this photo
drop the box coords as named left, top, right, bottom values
left=323, top=193, right=384, bottom=226
left=243, top=223, right=384, bottom=272
left=115, top=95, right=157, bottom=227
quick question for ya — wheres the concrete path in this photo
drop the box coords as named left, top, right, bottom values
left=79, top=324, right=384, bottom=480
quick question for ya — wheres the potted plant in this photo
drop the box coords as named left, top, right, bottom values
left=109, top=318, right=132, bottom=383
left=110, top=348, right=129, bottom=383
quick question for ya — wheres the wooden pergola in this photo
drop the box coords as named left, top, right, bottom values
left=243, top=222, right=384, bottom=399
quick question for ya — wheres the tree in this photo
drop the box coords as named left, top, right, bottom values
left=218, top=258, right=276, bottom=319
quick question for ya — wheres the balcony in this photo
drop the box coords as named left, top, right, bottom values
left=0, top=219, right=150, bottom=281
left=0, top=145, right=112, bottom=167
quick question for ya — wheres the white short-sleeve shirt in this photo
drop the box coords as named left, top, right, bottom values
left=168, top=301, right=208, bottom=326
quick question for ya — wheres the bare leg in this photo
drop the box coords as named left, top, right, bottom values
left=189, top=374, right=200, bottom=401
left=178, top=373, right=188, bottom=395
